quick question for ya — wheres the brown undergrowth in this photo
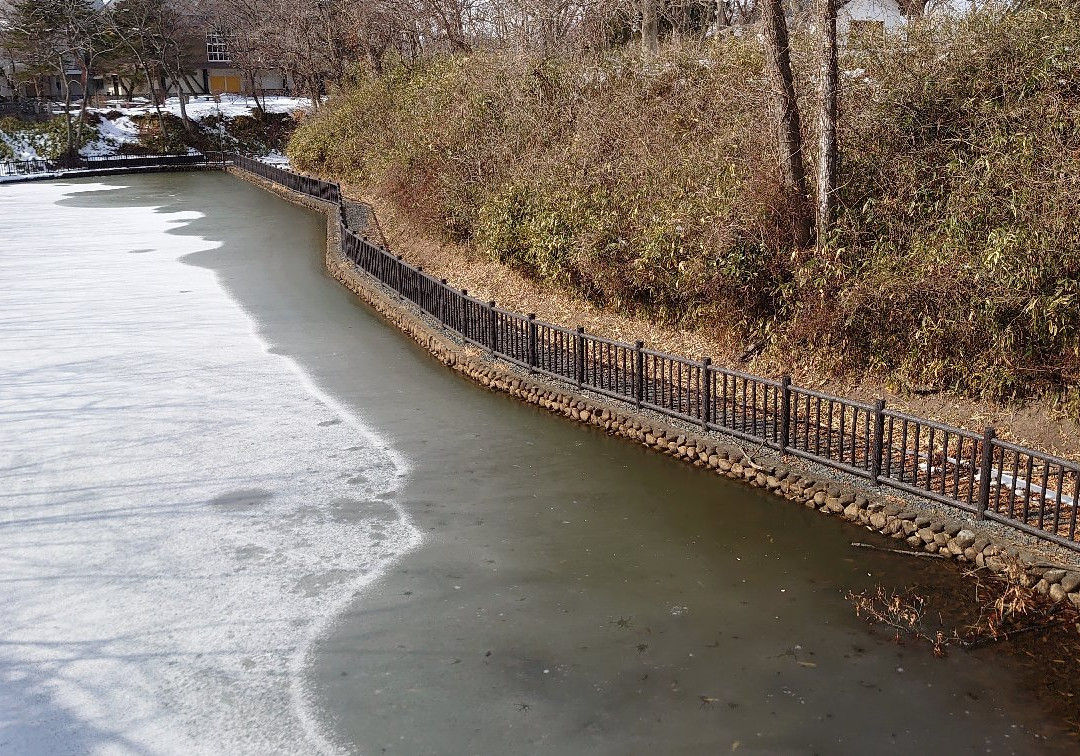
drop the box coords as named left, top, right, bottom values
left=352, top=182, right=1080, bottom=461
left=291, top=2, right=1080, bottom=450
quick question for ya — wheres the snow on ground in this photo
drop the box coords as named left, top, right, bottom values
left=1, top=129, right=46, bottom=162
left=1, top=95, right=313, bottom=160
left=91, top=94, right=315, bottom=121
left=82, top=95, right=313, bottom=158
left=0, top=181, right=421, bottom=754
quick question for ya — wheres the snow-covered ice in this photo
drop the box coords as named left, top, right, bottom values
left=0, top=181, right=421, bottom=754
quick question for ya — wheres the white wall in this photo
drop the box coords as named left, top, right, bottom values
left=838, top=0, right=906, bottom=39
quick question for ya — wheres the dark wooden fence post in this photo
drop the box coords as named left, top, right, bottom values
left=575, top=327, right=586, bottom=387
left=440, top=279, right=449, bottom=327
left=977, top=426, right=997, bottom=520
left=488, top=301, right=498, bottom=355
left=871, top=399, right=886, bottom=484
left=700, top=357, right=712, bottom=431
left=416, top=266, right=424, bottom=310
left=527, top=314, right=537, bottom=375
left=779, top=376, right=792, bottom=453
left=634, top=340, right=645, bottom=408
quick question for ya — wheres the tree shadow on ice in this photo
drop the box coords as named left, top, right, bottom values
left=0, top=657, right=154, bottom=756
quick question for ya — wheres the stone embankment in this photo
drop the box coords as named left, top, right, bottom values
left=229, top=166, right=1080, bottom=611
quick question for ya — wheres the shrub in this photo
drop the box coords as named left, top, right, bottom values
left=0, top=116, right=97, bottom=160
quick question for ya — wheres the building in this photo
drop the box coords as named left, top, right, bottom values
left=198, top=31, right=290, bottom=97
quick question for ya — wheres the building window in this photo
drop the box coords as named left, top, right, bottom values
left=206, top=32, right=230, bottom=63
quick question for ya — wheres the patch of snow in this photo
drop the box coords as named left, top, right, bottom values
left=0, top=181, right=422, bottom=754
left=81, top=115, right=142, bottom=158
left=261, top=151, right=291, bottom=167
left=0, top=129, right=42, bottom=161
left=1, top=95, right=314, bottom=162
left=95, top=95, right=317, bottom=122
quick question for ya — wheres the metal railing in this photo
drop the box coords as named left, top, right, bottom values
left=230, top=154, right=340, bottom=203
left=2, top=152, right=218, bottom=178
left=249, top=157, right=1080, bottom=553
left=55, top=153, right=215, bottom=170
left=0, top=159, right=53, bottom=177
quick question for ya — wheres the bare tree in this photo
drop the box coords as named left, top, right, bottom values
left=816, top=0, right=838, bottom=240
left=1, top=0, right=112, bottom=158
left=108, top=0, right=175, bottom=137
left=641, top=0, right=658, bottom=56
left=761, top=0, right=812, bottom=246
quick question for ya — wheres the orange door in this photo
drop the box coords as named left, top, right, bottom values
left=209, top=75, right=242, bottom=94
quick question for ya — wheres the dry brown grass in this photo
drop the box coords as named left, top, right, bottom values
left=291, top=3, right=1080, bottom=455
left=352, top=181, right=1080, bottom=461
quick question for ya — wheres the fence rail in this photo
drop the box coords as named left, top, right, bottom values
left=0, top=159, right=52, bottom=177
left=68, top=153, right=213, bottom=170
left=231, top=154, right=340, bottom=203
left=245, top=155, right=1080, bottom=553
left=1, top=152, right=217, bottom=178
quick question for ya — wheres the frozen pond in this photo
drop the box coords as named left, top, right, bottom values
left=1, top=174, right=1075, bottom=755
left=0, top=178, right=420, bottom=754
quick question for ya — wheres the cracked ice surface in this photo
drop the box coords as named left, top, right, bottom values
left=0, top=182, right=421, bottom=754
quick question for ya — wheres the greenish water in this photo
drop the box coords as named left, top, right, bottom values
left=67, top=173, right=1073, bottom=755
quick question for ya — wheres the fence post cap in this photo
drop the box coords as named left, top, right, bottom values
left=577, top=326, right=585, bottom=334
left=781, top=375, right=791, bottom=386
left=635, top=340, right=645, bottom=348
left=703, top=356, right=712, bottom=366
left=527, top=312, right=536, bottom=319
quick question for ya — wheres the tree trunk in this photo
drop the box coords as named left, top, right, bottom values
left=713, top=0, right=729, bottom=36
left=60, top=55, right=75, bottom=159
left=642, top=0, right=658, bottom=58
left=175, top=77, right=192, bottom=135
left=139, top=59, right=169, bottom=145
left=166, top=59, right=193, bottom=135
left=761, top=0, right=813, bottom=247
left=816, top=0, right=839, bottom=241
left=74, top=59, right=91, bottom=153
left=247, top=71, right=266, bottom=117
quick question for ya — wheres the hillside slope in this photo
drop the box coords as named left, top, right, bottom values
left=290, top=2, right=1080, bottom=419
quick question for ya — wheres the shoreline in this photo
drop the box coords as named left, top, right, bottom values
left=228, top=164, right=1080, bottom=598
left=351, top=183, right=1080, bottom=463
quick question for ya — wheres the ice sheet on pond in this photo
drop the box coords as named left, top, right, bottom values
left=0, top=181, right=421, bottom=754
